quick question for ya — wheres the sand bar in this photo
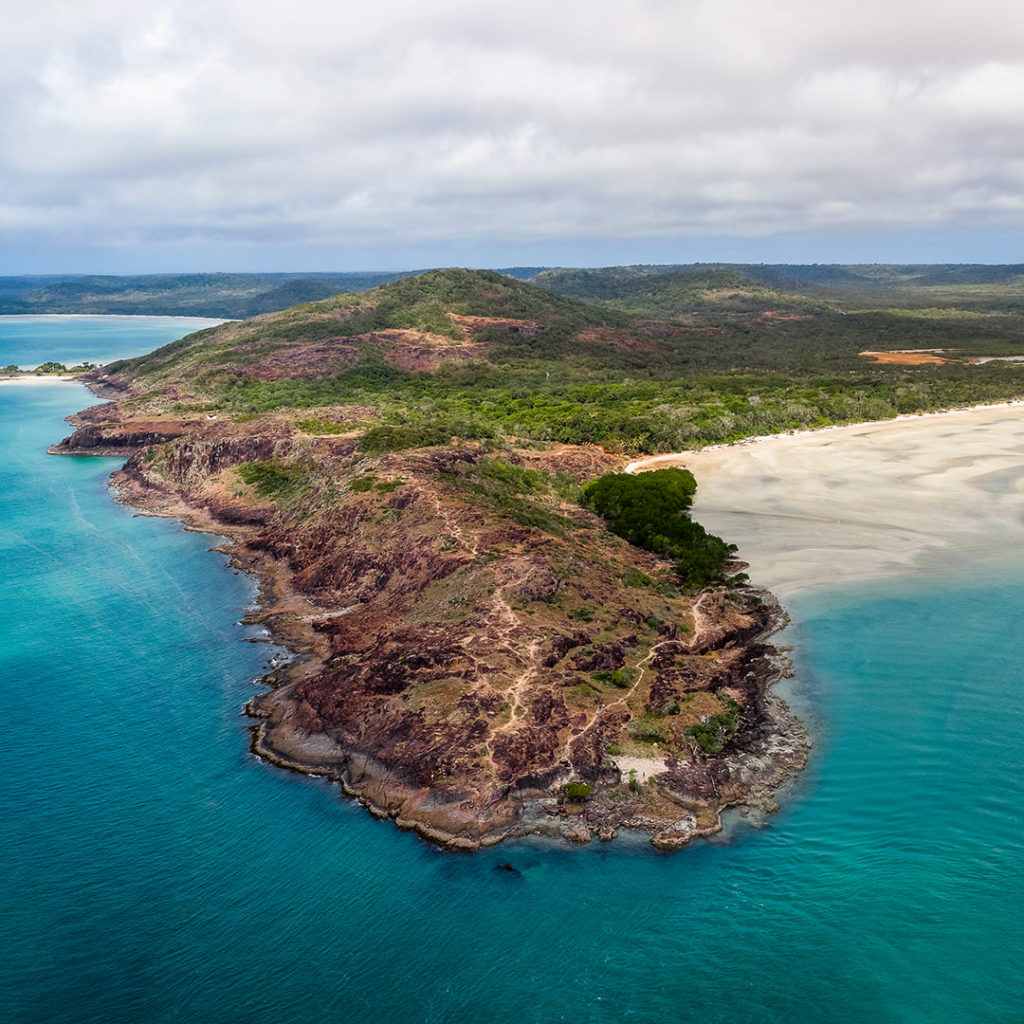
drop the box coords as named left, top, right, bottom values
left=0, top=375, right=82, bottom=386
left=629, top=403, right=1024, bottom=598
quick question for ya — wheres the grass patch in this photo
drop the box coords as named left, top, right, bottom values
left=236, top=459, right=312, bottom=501
left=441, top=456, right=577, bottom=537
left=295, top=416, right=347, bottom=434
left=561, top=782, right=595, bottom=801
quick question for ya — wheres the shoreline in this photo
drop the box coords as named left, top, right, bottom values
left=63, top=388, right=1024, bottom=848
left=625, top=397, right=1024, bottom=472
left=57, top=376, right=811, bottom=852
left=0, top=313, right=229, bottom=323
left=59, top=381, right=1024, bottom=848
left=0, top=374, right=84, bottom=386
left=628, top=400, right=1024, bottom=600
left=108, top=457, right=810, bottom=852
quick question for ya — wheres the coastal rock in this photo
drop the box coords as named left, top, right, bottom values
left=62, top=377, right=807, bottom=853
left=562, top=823, right=593, bottom=844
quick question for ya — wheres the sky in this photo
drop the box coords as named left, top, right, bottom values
left=2, top=0, right=1023, bottom=273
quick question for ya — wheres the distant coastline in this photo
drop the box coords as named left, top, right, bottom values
left=0, top=375, right=80, bottom=385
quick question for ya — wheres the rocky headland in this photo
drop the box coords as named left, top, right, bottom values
left=51, top=270, right=810, bottom=850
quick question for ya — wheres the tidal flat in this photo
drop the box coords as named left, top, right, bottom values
left=634, top=402, right=1024, bottom=597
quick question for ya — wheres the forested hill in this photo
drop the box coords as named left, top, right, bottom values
left=529, top=267, right=824, bottom=316
left=0, top=268, right=548, bottom=318
left=96, top=265, right=1024, bottom=453
left=529, top=263, right=1024, bottom=313
left=6, top=263, right=1023, bottom=319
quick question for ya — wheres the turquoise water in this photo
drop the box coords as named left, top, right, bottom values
left=2, top=320, right=1023, bottom=1024
left=0, top=315, right=225, bottom=369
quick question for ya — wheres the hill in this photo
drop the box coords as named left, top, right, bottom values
left=532, top=266, right=824, bottom=316
left=89, top=266, right=1024, bottom=453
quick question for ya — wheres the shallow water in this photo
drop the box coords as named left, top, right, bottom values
left=0, top=314, right=225, bottom=370
left=2, top=320, right=1022, bottom=1023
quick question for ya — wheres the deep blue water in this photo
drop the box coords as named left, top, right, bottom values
left=2, top=319, right=1022, bottom=1024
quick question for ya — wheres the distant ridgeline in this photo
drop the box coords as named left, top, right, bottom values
left=4, top=263, right=1024, bottom=319
left=0, top=269, right=546, bottom=319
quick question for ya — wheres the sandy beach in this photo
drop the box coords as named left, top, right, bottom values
left=629, top=403, right=1024, bottom=597
left=0, top=375, right=81, bottom=385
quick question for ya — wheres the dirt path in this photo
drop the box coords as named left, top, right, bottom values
left=432, top=491, right=479, bottom=558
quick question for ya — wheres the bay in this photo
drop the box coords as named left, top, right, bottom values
left=2, top=318, right=1021, bottom=1024
left=0, top=315, right=226, bottom=370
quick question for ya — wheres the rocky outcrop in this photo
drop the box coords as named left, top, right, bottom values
left=55, top=404, right=809, bottom=851
left=50, top=423, right=184, bottom=454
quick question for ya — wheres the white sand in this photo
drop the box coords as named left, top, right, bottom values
left=0, top=375, right=81, bottom=385
left=612, top=756, right=667, bottom=782
left=629, top=404, right=1024, bottom=598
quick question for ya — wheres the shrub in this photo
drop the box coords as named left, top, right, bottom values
left=236, top=459, right=310, bottom=499
left=295, top=416, right=345, bottom=434
left=561, top=782, right=595, bottom=801
left=623, top=567, right=654, bottom=588
left=628, top=720, right=669, bottom=744
left=593, top=668, right=631, bottom=689
left=686, top=697, right=741, bottom=754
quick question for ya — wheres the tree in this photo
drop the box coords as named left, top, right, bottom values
left=580, top=468, right=737, bottom=589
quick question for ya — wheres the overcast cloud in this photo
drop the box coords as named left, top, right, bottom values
left=2, top=0, right=1023, bottom=270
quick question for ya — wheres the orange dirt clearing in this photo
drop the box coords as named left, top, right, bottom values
left=859, top=350, right=949, bottom=365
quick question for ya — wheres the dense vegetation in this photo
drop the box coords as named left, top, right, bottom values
left=531, top=266, right=825, bottom=316
left=580, top=469, right=738, bottom=588
left=531, top=262, right=1024, bottom=314
left=107, top=265, right=1024, bottom=454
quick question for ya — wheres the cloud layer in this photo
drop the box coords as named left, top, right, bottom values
left=3, top=0, right=1023, bottom=268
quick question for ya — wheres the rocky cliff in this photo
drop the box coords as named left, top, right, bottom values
left=55, top=402, right=809, bottom=850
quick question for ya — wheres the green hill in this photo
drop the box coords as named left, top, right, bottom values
left=96, top=266, right=1024, bottom=454
left=532, top=266, right=823, bottom=317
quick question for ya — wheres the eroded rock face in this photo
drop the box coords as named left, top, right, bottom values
left=51, top=423, right=185, bottom=453
left=61, top=404, right=808, bottom=850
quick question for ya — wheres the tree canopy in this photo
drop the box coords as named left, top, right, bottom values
left=580, top=468, right=737, bottom=589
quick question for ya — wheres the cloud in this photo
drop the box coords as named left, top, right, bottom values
left=2, top=0, right=1023, bottom=267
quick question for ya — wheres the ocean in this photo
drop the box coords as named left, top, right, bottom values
left=2, top=317, right=1021, bottom=1024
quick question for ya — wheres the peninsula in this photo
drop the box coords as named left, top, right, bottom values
left=51, top=265, right=1024, bottom=848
